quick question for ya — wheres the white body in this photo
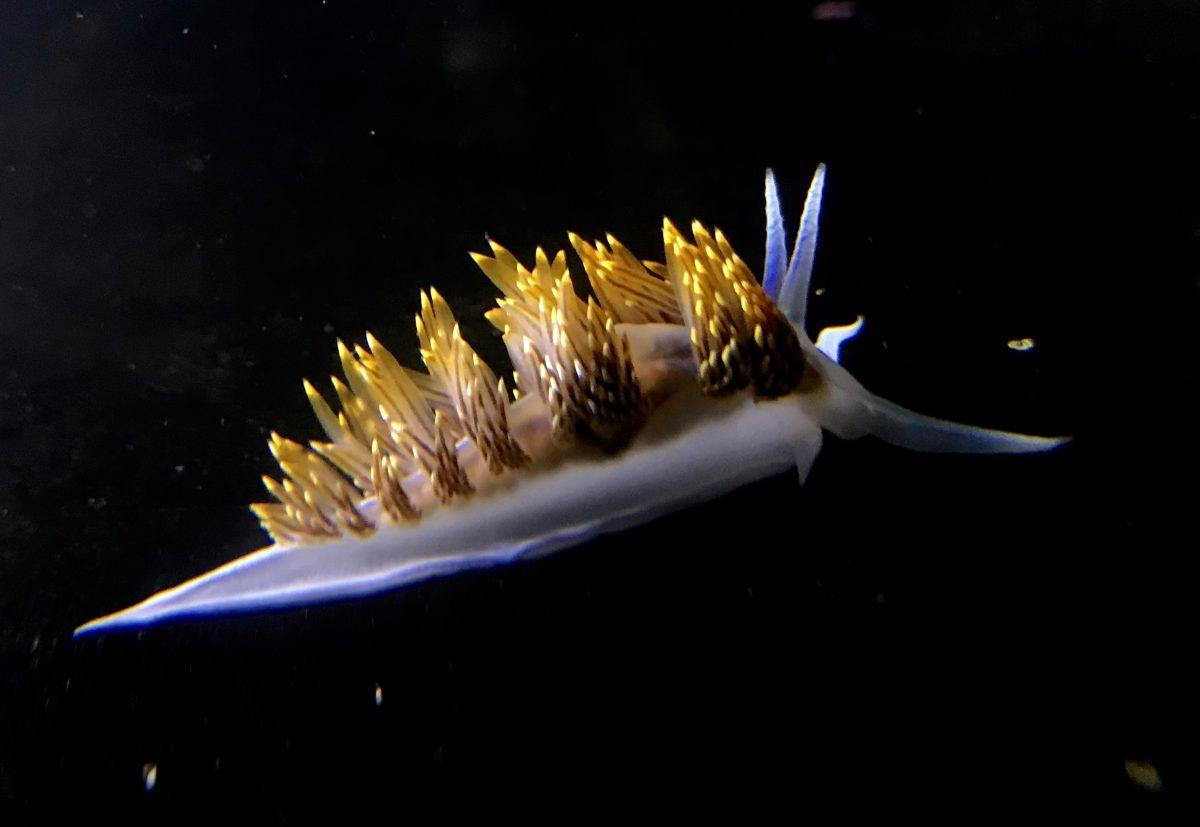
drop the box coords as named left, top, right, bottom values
left=77, top=390, right=821, bottom=633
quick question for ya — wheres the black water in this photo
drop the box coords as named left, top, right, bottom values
left=1, top=2, right=1194, bottom=819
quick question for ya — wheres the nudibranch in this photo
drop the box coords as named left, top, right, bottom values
left=76, top=166, right=1068, bottom=636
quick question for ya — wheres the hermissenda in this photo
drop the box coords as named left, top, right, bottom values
left=75, top=167, right=1068, bottom=636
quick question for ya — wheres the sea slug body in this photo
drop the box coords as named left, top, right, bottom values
left=75, top=166, right=1068, bottom=636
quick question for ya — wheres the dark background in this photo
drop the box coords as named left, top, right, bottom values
left=1, top=0, right=1195, bottom=819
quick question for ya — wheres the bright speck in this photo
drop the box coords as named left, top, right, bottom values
left=1124, top=759, right=1163, bottom=792
left=1007, top=337, right=1035, bottom=352
left=75, top=11, right=84, bottom=19
left=369, top=129, right=376, bottom=136
left=182, top=27, right=189, bottom=35
left=142, top=763, right=158, bottom=792
left=374, top=683, right=383, bottom=707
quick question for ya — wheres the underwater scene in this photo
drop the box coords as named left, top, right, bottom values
left=0, top=2, right=1193, bottom=819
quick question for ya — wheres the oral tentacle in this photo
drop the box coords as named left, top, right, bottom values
left=802, top=340, right=1070, bottom=453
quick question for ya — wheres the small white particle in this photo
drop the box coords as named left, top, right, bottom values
left=75, top=10, right=84, bottom=19
left=142, top=763, right=157, bottom=792
left=182, top=26, right=189, bottom=35
left=374, top=683, right=383, bottom=707
left=1007, top=337, right=1035, bottom=352
left=369, top=129, right=376, bottom=136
